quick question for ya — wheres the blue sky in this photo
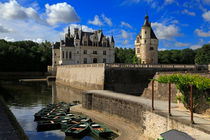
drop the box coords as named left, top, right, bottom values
left=0, top=0, right=210, bottom=50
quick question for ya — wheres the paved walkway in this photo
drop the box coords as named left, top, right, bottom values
left=0, top=101, right=20, bottom=140
left=86, top=90, right=210, bottom=135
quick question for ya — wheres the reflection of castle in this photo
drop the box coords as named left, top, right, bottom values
left=135, top=14, right=159, bottom=64
left=52, top=27, right=115, bottom=68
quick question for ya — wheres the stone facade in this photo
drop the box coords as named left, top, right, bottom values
left=52, top=27, right=115, bottom=69
left=135, top=14, right=158, bottom=64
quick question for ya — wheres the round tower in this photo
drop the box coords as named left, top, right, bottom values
left=135, top=13, right=158, bottom=64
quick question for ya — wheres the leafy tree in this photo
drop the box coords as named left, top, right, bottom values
left=133, top=55, right=138, bottom=64
left=0, top=39, right=52, bottom=72
left=194, top=44, right=210, bottom=64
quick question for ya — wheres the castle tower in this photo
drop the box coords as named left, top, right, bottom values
left=135, top=13, right=158, bottom=64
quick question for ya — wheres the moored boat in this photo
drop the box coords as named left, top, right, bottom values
left=37, top=120, right=61, bottom=131
left=89, top=122, right=113, bottom=138
left=65, top=123, right=89, bottom=137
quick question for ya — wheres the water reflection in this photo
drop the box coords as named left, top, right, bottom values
left=0, top=81, right=93, bottom=140
left=50, top=82, right=83, bottom=104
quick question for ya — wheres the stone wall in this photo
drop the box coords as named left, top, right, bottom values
left=82, top=90, right=210, bottom=140
left=104, top=68, right=156, bottom=95
left=56, top=63, right=105, bottom=90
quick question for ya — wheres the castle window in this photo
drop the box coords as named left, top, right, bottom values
left=103, top=42, right=106, bottom=47
left=84, top=41, right=87, bottom=46
left=76, top=43, right=78, bottom=46
left=62, top=51, right=64, bottom=59
left=93, top=58, right=97, bottom=63
left=103, top=58, right=106, bottom=63
left=93, top=51, right=97, bottom=54
left=84, top=50, right=87, bottom=54
left=103, top=51, right=106, bottom=55
left=55, top=53, right=56, bottom=56
left=145, top=31, right=147, bottom=34
left=66, top=51, right=68, bottom=59
left=137, top=48, right=140, bottom=53
left=150, top=47, right=154, bottom=50
left=145, top=40, right=146, bottom=43
left=84, top=58, right=87, bottom=64
left=69, top=52, right=72, bottom=59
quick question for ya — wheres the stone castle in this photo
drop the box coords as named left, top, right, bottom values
left=135, top=14, right=159, bottom=64
left=52, top=27, right=115, bottom=69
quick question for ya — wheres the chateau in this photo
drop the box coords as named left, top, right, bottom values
left=52, top=27, right=115, bottom=69
left=135, top=14, right=159, bottom=64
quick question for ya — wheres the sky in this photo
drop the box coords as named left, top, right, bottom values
left=0, top=0, right=210, bottom=50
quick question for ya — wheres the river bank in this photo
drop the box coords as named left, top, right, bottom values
left=0, top=95, right=28, bottom=140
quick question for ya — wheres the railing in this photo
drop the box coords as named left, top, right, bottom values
left=57, top=63, right=105, bottom=68
left=105, top=63, right=198, bottom=69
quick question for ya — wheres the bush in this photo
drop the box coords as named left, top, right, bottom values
left=155, top=74, right=210, bottom=112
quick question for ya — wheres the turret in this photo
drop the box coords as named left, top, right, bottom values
left=110, top=35, right=115, bottom=48
left=68, top=26, right=70, bottom=37
left=135, top=13, right=158, bottom=64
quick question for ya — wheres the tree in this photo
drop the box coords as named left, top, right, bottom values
left=194, top=44, right=210, bottom=64
left=133, top=55, right=138, bottom=64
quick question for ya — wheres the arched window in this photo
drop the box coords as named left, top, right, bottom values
left=66, top=51, right=68, bottom=59
left=93, top=58, right=97, bottom=63
left=69, top=52, right=72, bottom=59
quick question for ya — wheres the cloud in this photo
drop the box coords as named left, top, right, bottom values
left=182, top=9, right=196, bottom=16
left=164, top=0, right=174, bottom=5
left=202, top=0, right=210, bottom=5
left=123, top=40, right=129, bottom=45
left=190, top=44, right=202, bottom=50
left=0, top=0, right=42, bottom=22
left=121, top=30, right=129, bottom=39
left=202, top=10, right=210, bottom=22
left=121, top=21, right=132, bottom=29
left=61, top=24, right=94, bottom=37
left=102, top=14, right=112, bottom=26
left=88, top=15, right=103, bottom=26
left=195, top=29, right=210, bottom=37
left=159, top=48, right=167, bottom=51
left=4, top=36, right=15, bottom=42
left=170, top=20, right=179, bottom=24
left=45, top=2, right=80, bottom=25
left=0, top=24, right=11, bottom=33
left=0, top=19, right=60, bottom=42
left=174, top=41, right=189, bottom=47
left=152, top=22, right=181, bottom=40
left=120, top=0, right=157, bottom=8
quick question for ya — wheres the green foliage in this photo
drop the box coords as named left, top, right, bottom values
left=115, top=47, right=135, bottom=63
left=0, top=39, right=52, bottom=72
left=155, top=74, right=210, bottom=111
left=194, top=44, right=210, bottom=64
left=158, top=49, right=195, bottom=64
left=132, top=55, right=138, bottom=64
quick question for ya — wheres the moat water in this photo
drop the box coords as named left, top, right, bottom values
left=0, top=81, right=104, bottom=140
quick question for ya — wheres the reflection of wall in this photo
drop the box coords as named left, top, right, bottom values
left=52, top=83, right=83, bottom=104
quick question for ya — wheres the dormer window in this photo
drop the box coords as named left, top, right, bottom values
left=137, top=37, right=139, bottom=43
left=84, top=41, right=87, bottom=46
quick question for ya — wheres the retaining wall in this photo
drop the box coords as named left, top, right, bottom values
left=82, top=90, right=210, bottom=140
left=56, top=64, right=105, bottom=90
